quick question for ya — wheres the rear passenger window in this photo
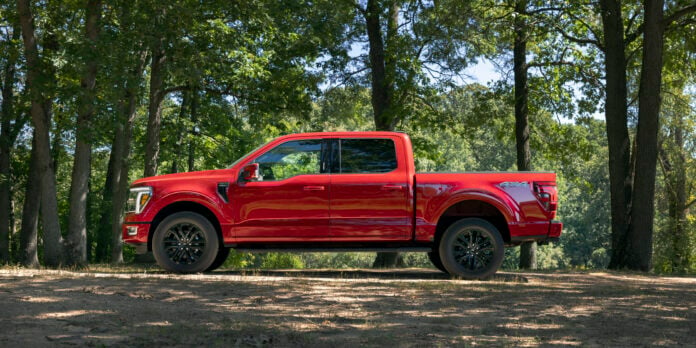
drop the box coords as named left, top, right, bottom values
left=339, top=139, right=397, bottom=173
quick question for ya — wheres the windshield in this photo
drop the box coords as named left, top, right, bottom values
left=226, top=141, right=270, bottom=169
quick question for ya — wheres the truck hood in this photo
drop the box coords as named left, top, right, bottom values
left=131, top=169, right=233, bottom=186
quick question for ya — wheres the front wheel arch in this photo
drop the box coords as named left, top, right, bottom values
left=148, top=201, right=223, bottom=252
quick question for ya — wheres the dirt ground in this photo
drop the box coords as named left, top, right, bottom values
left=1, top=267, right=694, bottom=347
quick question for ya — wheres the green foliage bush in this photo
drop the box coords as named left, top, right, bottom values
left=217, top=251, right=436, bottom=270
left=260, top=253, right=305, bottom=269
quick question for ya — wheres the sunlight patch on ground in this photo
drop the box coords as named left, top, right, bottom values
left=34, top=309, right=112, bottom=319
left=141, top=321, right=173, bottom=327
left=19, top=296, right=62, bottom=303
left=545, top=338, right=583, bottom=346
left=498, top=322, right=564, bottom=330
left=588, top=272, right=696, bottom=284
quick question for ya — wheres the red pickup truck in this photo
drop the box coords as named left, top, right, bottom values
left=123, top=132, right=561, bottom=279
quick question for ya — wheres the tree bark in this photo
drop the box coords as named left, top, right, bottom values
left=187, top=89, right=198, bottom=172
left=144, top=40, right=166, bottom=177
left=171, top=91, right=189, bottom=173
left=0, top=26, right=19, bottom=263
left=365, top=0, right=403, bottom=268
left=94, top=150, right=114, bottom=262
left=111, top=49, right=149, bottom=263
left=65, top=0, right=101, bottom=266
left=365, top=0, right=395, bottom=132
left=662, top=122, right=688, bottom=273
left=513, top=0, right=536, bottom=270
left=670, top=126, right=687, bottom=272
left=599, top=0, right=633, bottom=270
left=19, top=133, right=41, bottom=267
left=625, top=0, right=664, bottom=271
left=17, top=0, right=63, bottom=266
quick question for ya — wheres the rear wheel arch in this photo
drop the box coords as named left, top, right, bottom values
left=148, top=201, right=223, bottom=252
left=434, top=199, right=511, bottom=245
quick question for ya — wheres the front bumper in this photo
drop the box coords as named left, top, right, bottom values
left=122, top=214, right=151, bottom=253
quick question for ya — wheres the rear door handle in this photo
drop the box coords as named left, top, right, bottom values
left=381, top=185, right=404, bottom=191
left=303, top=185, right=325, bottom=191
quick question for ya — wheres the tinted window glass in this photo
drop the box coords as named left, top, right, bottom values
left=255, top=140, right=322, bottom=181
left=340, top=139, right=397, bottom=173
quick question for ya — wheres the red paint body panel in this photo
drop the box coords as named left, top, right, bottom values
left=330, top=134, right=413, bottom=241
left=122, top=132, right=562, bottom=249
left=414, top=172, right=558, bottom=241
left=231, top=174, right=330, bottom=241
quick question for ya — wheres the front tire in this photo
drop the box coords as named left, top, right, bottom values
left=206, top=247, right=231, bottom=272
left=438, top=218, right=504, bottom=280
left=153, top=212, right=219, bottom=273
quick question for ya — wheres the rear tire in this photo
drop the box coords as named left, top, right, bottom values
left=428, top=251, right=447, bottom=273
left=438, top=218, right=504, bottom=280
left=153, top=212, right=219, bottom=273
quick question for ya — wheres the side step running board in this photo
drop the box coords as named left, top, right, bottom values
left=227, top=246, right=433, bottom=253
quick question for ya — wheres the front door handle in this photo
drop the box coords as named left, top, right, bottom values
left=381, top=185, right=404, bottom=191
left=303, top=185, right=325, bottom=191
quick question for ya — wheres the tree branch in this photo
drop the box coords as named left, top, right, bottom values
left=664, top=3, right=696, bottom=27
left=163, top=85, right=189, bottom=95
left=686, top=198, right=696, bottom=209
left=555, top=24, right=603, bottom=50
left=526, top=7, right=566, bottom=15
left=334, top=67, right=369, bottom=87
left=626, top=3, right=696, bottom=44
left=527, top=60, right=575, bottom=69
left=624, top=10, right=640, bottom=39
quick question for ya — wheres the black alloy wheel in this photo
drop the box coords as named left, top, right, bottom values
left=438, top=218, right=504, bottom=280
left=153, top=212, right=219, bottom=273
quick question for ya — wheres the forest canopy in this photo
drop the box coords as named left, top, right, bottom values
left=0, top=0, right=695, bottom=273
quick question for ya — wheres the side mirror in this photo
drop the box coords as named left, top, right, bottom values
left=241, top=163, right=260, bottom=182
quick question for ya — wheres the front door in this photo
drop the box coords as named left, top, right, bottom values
left=231, top=139, right=330, bottom=241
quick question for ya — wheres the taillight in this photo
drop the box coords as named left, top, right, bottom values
left=534, top=181, right=558, bottom=214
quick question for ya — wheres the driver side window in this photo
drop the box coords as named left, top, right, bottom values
left=255, top=140, right=323, bottom=181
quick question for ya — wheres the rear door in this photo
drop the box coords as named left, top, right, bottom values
left=329, top=137, right=411, bottom=241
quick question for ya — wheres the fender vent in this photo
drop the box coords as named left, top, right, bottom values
left=217, top=182, right=230, bottom=203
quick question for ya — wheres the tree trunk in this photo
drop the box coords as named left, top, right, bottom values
left=95, top=151, right=115, bottom=262
left=144, top=41, right=166, bottom=178
left=625, top=0, right=664, bottom=271
left=110, top=92, right=136, bottom=264
left=17, top=0, right=63, bottom=266
left=513, top=0, right=536, bottom=270
left=187, top=89, right=198, bottom=172
left=663, top=123, right=688, bottom=273
left=671, top=128, right=688, bottom=273
left=171, top=91, right=189, bottom=173
left=599, top=0, right=633, bottom=270
left=19, top=133, right=40, bottom=267
left=0, top=27, right=19, bottom=263
left=65, top=0, right=101, bottom=266
left=365, top=0, right=394, bottom=131
left=365, top=0, right=403, bottom=268
left=111, top=50, right=149, bottom=263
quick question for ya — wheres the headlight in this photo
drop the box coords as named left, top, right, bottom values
left=127, top=186, right=152, bottom=214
